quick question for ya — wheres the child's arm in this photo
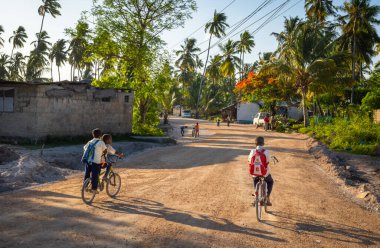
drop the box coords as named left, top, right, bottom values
left=248, top=149, right=254, bottom=163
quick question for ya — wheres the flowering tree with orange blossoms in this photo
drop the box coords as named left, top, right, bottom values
left=235, top=70, right=297, bottom=114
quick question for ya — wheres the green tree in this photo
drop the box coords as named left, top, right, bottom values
left=38, top=0, right=61, bottom=45
left=305, top=0, right=336, bottom=24
left=262, top=21, right=342, bottom=127
left=49, top=39, right=67, bottom=81
left=0, top=54, right=10, bottom=80
left=219, top=39, right=240, bottom=103
left=92, top=0, right=196, bottom=126
left=26, top=31, right=51, bottom=81
left=338, top=0, right=380, bottom=103
left=238, top=31, right=255, bottom=79
left=196, top=10, right=229, bottom=117
left=8, top=52, right=26, bottom=81
left=66, top=21, right=90, bottom=81
left=9, top=26, right=28, bottom=57
left=0, top=25, right=4, bottom=48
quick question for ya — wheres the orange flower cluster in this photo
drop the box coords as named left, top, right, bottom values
left=235, top=72, right=256, bottom=91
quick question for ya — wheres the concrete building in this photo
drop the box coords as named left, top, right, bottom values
left=0, top=80, right=133, bottom=141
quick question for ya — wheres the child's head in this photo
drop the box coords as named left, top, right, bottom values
left=92, top=128, right=102, bottom=138
left=255, top=136, right=265, bottom=146
left=102, top=134, right=112, bottom=144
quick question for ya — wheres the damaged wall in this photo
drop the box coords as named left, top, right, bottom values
left=0, top=82, right=133, bottom=141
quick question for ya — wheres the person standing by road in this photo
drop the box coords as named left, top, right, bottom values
left=217, top=118, right=220, bottom=127
left=195, top=122, right=200, bottom=137
left=227, top=116, right=231, bottom=127
left=264, top=114, right=269, bottom=131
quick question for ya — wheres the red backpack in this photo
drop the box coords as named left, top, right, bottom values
left=249, top=149, right=268, bottom=176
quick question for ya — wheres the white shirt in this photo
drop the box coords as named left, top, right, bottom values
left=106, top=144, right=116, bottom=155
left=84, top=138, right=107, bottom=164
left=248, top=146, right=270, bottom=177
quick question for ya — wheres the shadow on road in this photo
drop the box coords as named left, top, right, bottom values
left=92, top=197, right=287, bottom=243
left=262, top=211, right=380, bottom=245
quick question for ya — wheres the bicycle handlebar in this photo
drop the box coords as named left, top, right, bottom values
left=271, top=156, right=279, bottom=165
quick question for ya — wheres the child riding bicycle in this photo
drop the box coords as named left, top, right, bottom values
left=101, top=134, right=125, bottom=181
left=248, top=136, right=274, bottom=206
left=82, top=128, right=107, bottom=194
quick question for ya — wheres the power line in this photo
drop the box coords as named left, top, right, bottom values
left=198, top=0, right=299, bottom=57
left=170, top=0, right=237, bottom=49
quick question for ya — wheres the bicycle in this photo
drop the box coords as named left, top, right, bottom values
left=81, top=155, right=122, bottom=205
left=254, top=156, right=279, bottom=222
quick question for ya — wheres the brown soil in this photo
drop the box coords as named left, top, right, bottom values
left=0, top=118, right=379, bottom=247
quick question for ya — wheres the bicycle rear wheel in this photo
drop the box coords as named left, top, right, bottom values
left=106, top=172, right=121, bottom=197
left=81, top=178, right=96, bottom=205
left=255, top=184, right=263, bottom=222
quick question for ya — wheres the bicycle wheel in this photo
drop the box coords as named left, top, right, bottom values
left=106, top=172, right=121, bottom=197
left=263, top=182, right=268, bottom=213
left=81, top=178, right=96, bottom=205
left=255, top=184, right=263, bottom=222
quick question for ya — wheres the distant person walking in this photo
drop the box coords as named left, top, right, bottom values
left=195, top=122, right=200, bottom=137
left=217, top=118, right=220, bottom=127
left=227, top=116, right=231, bottom=127
left=264, top=114, right=269, bottom=131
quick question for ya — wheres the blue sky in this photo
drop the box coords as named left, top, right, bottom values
left=0, top=0, right=379, bottom=80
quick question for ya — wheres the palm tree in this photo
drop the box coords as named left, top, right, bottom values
left=196, top=11, right=229, bottom=117
left=262, top=21, right=342, bottom=127
left=67, top=21, right=90, bottom=80
left=305, top=0, right=336, bottom=24
left=206, top=55, right=222, bottom=85
left=0, top=25, right=4, bottom=48
left=339, top=0, right=380, bottom=103
left=9, top=26, right=28, bottom=57
left=49, top=39, right=67, bottom=81
left=8, top=52, right=26, bottom=81
left=38, top=0, right=61, bottom=45
left=238, top=31, right=255, bottom=79
left=219, top=39, right=240, bottom=103
left=26, top=31, right=51, bottom=81
left=0, top=54, right=10, bottom=80
left=272, top=17, right=300, bottom=58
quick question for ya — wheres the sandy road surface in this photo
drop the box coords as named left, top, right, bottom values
left=0, top=118, right=379, bottom=248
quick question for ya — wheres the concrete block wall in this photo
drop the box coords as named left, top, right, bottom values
left=0, top=83, right=133, bottom=140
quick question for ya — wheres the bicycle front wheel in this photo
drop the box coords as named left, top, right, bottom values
left=81, top=178, right=96, bottom=205
left=106, top=172, right=121, bottom=197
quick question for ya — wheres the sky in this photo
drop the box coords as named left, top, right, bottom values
left=0, top=0, right=379, bottom=81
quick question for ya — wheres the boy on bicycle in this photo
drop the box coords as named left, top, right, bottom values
left=101, top=134, right=124, bottom=180
left=83, top=128, right=107, bottom=193
left=248, top=136, right=274, bottom=206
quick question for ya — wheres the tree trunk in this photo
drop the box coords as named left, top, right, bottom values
left=38, top=14, right=46, bottom=47
left=163, top=112, right=169, bottom=125
left=139, top=101, right=147, bottom=124
left=58, top=66, right=61, bottom=81
left=70, top=65, right=73, bottom=81
left=316, top=98, right=324, bottom=116
left=11, top=46, right=15, bottom=58
left=195, top=33, right=212, bottom=119
left=351, top=36, right=356, bottom=104
left=50, top=60, right=53, bottom=82
left=302, top=90, right=309, bottom=127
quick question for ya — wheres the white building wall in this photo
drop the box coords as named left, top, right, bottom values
left=237, top=103, right=260, bottom=123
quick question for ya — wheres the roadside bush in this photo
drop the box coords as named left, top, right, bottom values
left=300, top=115, right=380, bottom=155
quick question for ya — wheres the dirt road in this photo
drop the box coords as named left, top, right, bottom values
left=0, top=118, right=379, bottom=247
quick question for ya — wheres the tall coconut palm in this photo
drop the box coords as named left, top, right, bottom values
left=49, top=39, right=67, bottom=81
left=262, top=21, right=342, bottom=127
left=0, top=25, right=4, bottom=48
left=37, top=0, right=61, bottom=45
left=67, top=21, right=90, bottom=80
left=26, top=31, right=51, bottom=81
left=9, top=26, right=28, bottom=57
left=219, top=39, right=240, bottom=104
left=175, top=38, right=200, bottom=80
left=238, top=31, right=255, bottom=79
left=305, top=0, right=336, bottom=24
left=0, top=54, right=10, bottom=80
left=196, top=11, right=229, bottom=117
left=272, top=17, right=301, bottom=58
left=8, top=52, right=26, bottom=81
left=338, top=0, right=380, bottom=103
left=206, top=55, right=222, bottom=85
